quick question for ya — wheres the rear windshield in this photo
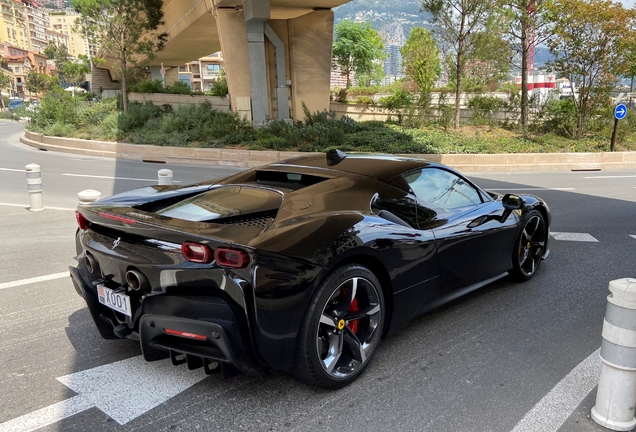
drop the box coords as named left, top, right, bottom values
left=156, top=186, right=282, bottom=222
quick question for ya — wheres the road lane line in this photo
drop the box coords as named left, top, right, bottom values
left=62, top=173, right=154, bottom=182
left=0, top=168, right=25, bottom=172
left=584, top=175, right=636, bottom=179
left=0, top=203, right=75, bottom=211
left=511, top=348, right=600, bottom=432
left=492, top=188, right=575, bottom=191
left=0, top=396, right=94, bottom=432
left=0, top=272, right=69, bottom=290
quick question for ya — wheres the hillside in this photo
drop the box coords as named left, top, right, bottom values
left=333, top=0, right=430, bottom=46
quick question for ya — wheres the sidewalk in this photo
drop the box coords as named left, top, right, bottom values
left=20, top=130, right=636, bottom=172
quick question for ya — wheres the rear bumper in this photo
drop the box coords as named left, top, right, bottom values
left=69, top=265, right=256, bottom=374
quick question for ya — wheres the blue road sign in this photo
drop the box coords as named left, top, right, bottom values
left=615, top=103, right=627, bottom=120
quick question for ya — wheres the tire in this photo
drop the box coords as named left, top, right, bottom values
left=509, top=209, right=547, bottom=282
left=294, top=264, right=385, bottom=388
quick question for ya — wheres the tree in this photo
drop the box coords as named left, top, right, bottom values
left=0, top=70, right=11, bottom=110
left=462, top=29, right=511, bottom=91
left=546, top=0, right=636, bottom=137
left=44, top=41, right=58, bottom=60
left=25, top=69, right=46, bottom=96
left=501, top=0, right=553, bottom=127
left=73, top=0, right=167, bottom=112
left=421, top=0, right=500, bottom=129
left=400, top=27, right=441, bottom=110
left=60, top=54, right=92, bottom=84
left=332, top=20, right=385, bottom=89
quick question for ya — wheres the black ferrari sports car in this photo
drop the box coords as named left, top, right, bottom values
left=70, top=151, right=550, bottom=388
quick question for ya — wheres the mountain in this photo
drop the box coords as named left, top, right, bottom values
left=333, top=0, right=431, bottom=46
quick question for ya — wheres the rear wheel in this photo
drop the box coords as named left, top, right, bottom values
left=509, top=210, right=547, bottom=281
left=295, top=264, right=385, bottom=388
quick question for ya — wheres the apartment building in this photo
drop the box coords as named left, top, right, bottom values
left=48, top=11, right=96, bottom=58
left=179, top=52, right=224, bottom=92
left=0, top=0, right=29, bottom=51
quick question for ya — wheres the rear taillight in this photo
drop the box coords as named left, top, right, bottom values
left=181, top=242, right=213, bottom=263
left=164, top=328, right=207, bottom=341
left=75, top=211, right=90, bottom=230
left=214, top=247, right=249, bottom=269
left=97, top=212, right=137, bottom=225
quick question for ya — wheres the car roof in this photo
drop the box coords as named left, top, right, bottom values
left=267, top=153, right=434, bottom=182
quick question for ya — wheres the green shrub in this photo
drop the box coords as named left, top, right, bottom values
left=129, top=79, right=164, bottom=94
left=354, top=96, right=375, bottom=105
left=164, top=81, right=192, bottom=95
left=347, top=86, right=380, bottom=96
left=118, top=101, right=161, bottom=132
left=30, top=88, right=76, bottom=127
left=208, top=76, right=228, bottom=97
left=540, top=98, right=577, bottom=137
left=468, top=95, right=505, bottom=127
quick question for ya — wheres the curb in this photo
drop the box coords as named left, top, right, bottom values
left=20, top=131, right=636, bottom=172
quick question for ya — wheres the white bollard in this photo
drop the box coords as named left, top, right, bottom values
left=158, top=169, right=173, bottom=185
left=78, top=189, right=102, bottom=205
left=25, top=163, right=44, bottom=212
left=592, top=278, right=636, bottom=431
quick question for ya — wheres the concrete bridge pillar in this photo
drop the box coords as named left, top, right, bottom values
left=216, top=5, right=334, bottom=124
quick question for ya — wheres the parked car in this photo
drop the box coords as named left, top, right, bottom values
left=8, top=97, right=24, bottom=110
left=70, top=152, right=551, bottom=388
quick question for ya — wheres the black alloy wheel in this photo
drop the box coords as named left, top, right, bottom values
left=510, top=210, right=546, bottom=281
left=295, top=264, right=385, bottom=388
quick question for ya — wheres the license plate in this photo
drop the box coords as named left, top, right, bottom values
left=97, top=284, right=132, bottom=317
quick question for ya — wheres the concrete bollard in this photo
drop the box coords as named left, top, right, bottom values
left=592, top=278, right=636, bottom=431
left=25, top=163, right=43, bottom=212
left=158, top=169, right=173, bottom=185
left=78, top=190, right=102, bottom=205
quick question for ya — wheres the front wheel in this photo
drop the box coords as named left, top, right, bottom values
left=295, top=264, right=385, bottom=388
left=509, top=210, right=547, bottom=281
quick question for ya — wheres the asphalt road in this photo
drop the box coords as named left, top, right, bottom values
left=1, top=121, right=635, bottom=432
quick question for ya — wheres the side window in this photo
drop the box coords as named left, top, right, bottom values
left=403, top=168, right=482, bottom=210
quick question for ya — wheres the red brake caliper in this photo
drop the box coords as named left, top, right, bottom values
left=348, top=298, right=359, bottom=334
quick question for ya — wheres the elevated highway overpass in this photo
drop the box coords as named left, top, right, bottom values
left=97, top=0, right=351, bottom=124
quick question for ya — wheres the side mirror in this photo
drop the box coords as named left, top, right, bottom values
left=500, top=194, right=525, bottom=222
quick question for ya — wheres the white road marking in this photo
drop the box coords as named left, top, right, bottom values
left=0, top=202, right=75, bottom=211
left=0, top=168, right=25, bottom=172
left=492, top=188, right=575, bottom=191
left=0, top=396, right=94, bottom=432
left=630, top=235, right=636, bottom=240
left=0, top=272, right=69, bottom=290
left=511, top=348, right=600, bottom=432
left=585, top=175, right=636, bottom=179
left=62, top=173, right=154, bottom=182
left=551, top=232, right=599, bottom=242
left=0, top=356, right=207, bottom=430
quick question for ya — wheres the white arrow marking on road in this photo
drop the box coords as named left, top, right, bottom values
left=630, top=235, right=636, bottom=240
left=550, top=232, right=599, bottom=242
left=0, top=356, right=207, bottom=431
left=511, top=348, right=600, bottom=432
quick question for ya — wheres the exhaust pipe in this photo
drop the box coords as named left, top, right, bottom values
left=84, top=253, right=99, bottom=274
left=126, top=269, right=150, bottom=291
